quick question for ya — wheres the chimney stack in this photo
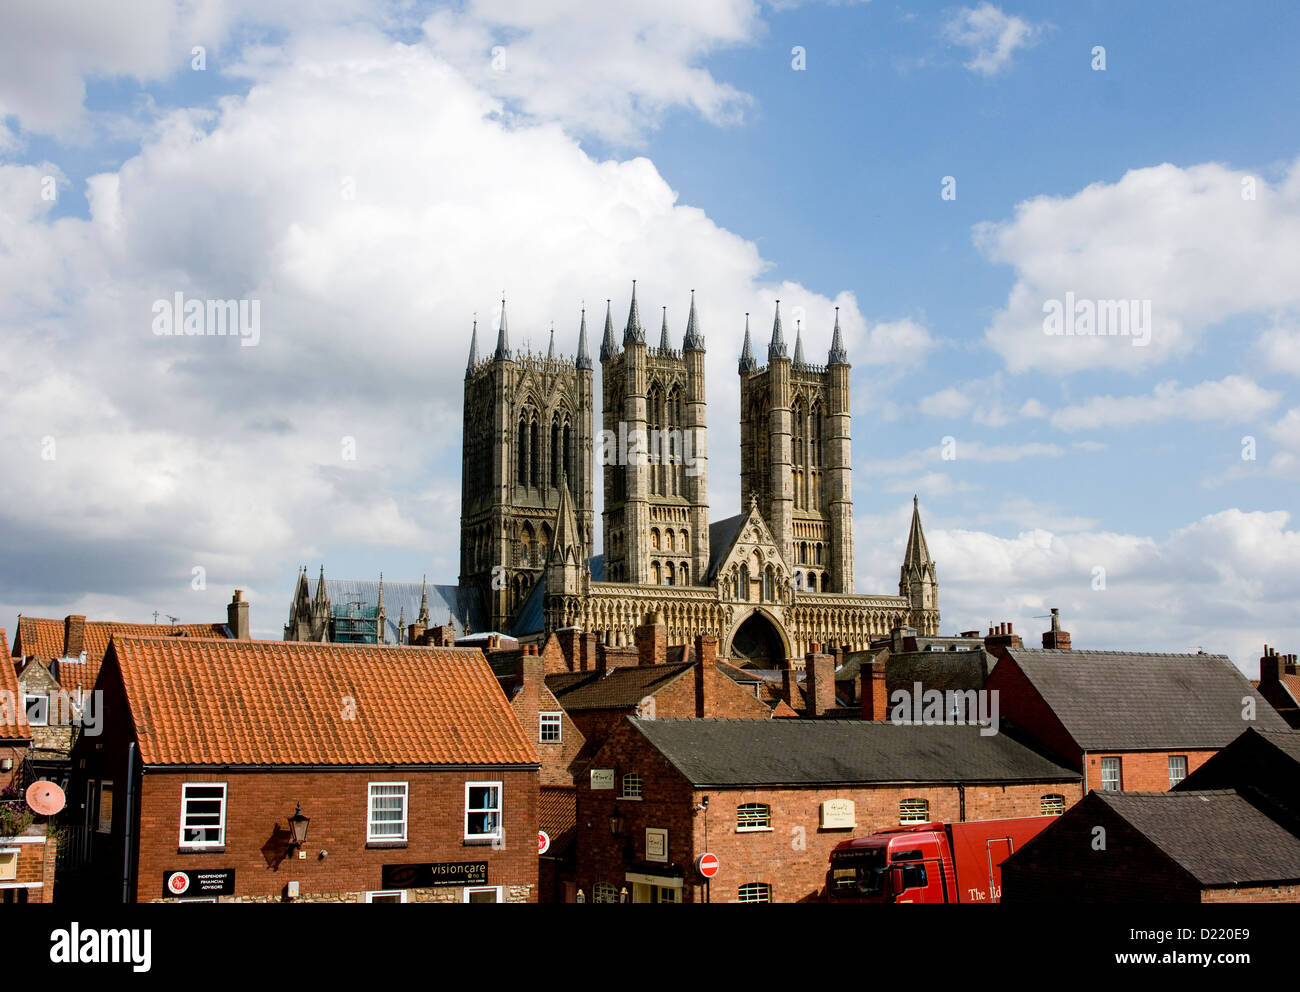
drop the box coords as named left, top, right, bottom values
left=227, top=590, right=251, bottom=640
left=860, top=657, right=889, bottom=721
left=1259, top=644, right=1297, bottom=684
left=805, top=642, right=836, bottom=717
left=635, top=611, right=667, bottom=667
left=694, top=635, right=718, bottom=717
left=1041, top=608, right=1071, bottom=650
left=984, top=621, right=1023, bottom=656
left=64, top=614, right=86, bottom=658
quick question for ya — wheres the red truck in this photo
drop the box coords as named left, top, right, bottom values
left=826, top=816, right=1056, bottom=903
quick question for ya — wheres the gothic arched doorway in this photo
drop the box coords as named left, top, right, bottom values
left=728, top=611, right=788, bottom=668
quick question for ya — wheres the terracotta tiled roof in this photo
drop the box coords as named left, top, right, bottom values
left=0, top=629, right=31, bottom=741
left=538, top=786, right=576, bottom=857
left=13, top=617, right=230, bottom=693
left=1279, top=673, right=1300, bottom=707
left=108, top=636, right=537, bottom=767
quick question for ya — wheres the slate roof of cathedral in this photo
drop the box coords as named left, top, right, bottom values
left=999, top=648, right=1291, bottom=750
left=323, top=580, right=485, bottom=643
left=706, top=514, right=746, bottom=582
left=106, top=636, right=536, bottom=767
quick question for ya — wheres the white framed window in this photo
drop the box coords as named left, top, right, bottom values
left=24, top=694, right=48, bottom=727
left=464, top=886, right=503, bottom=903
left=365, top=890, right=407, bottom=903
left=540, top=712, right=562, bottom=744
left=0, top=849, right=17, bottom=882
left=1040, top=794, right=1065, bottom=816
left=736, top=803, right=771, bottom=831
left=96, top=781, right=114, bottom=834
left=465, top=781, right=502, bottom=841
left=1101, top=757, right=1122, bottom=791
left=179, top=783, right=226, bottom=848
left=593, top=882, right=618, bottom=903
left=737, top=882, right=771, bottom=903
left=899, top=798, right=929, bottom=824
left=1168, top=755, right=1187, bottom=789
left=620, top=773, right=643, bottom=800
left=368, top=782, right=409, bottom=842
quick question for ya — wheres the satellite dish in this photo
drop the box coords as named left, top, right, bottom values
left=26, top=780, right=66, bottom=816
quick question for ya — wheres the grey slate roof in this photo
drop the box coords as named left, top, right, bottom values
left=1095, top=789, right=1300, bottom=886
left=1002, top=648, right=1291, bottom=750
left=628, top=718, right=1079, bottom=787
left=323, top=579, right=484, bottom=643
left=706, top=514, right=745, bottom=582
left=547, top=664, right=695, bottom=711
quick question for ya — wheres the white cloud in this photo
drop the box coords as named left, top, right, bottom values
left=977, top=160, right=1300, bottom=373
left=862, top=440, right=1064, bottom=476
left=1050, top=376, right=1281, bottom=432
left=1253, top=321, right=1300, bottom=376
left=919, top=387, right=972, bottom=418
left=942, top=3, right=1040, bottom=76
left=853, top=504, right=1300, bottom=675
left=858, top=317, right=936, bottom=365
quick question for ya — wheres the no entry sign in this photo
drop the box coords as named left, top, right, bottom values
left=696, top=852, right=719, bottom=878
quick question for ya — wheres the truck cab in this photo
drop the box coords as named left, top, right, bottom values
left=826, top=824, right=955, bottom=903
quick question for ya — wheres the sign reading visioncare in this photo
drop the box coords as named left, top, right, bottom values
left=381, top=861, right=488, bottom=889
left=162, top=869, right=235, bottom=898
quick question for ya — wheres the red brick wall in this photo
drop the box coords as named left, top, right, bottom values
left=0, top=743, right=26, bottom=790
left=1, top=835, right=57, bottom=903
left=576, top=719, right=1075, bottom=903
left=132, top=768, right=538, bottom=903
left=1083, top=751, right=1215, bottom=792
left=1202, top=884, right=1300, bottom=903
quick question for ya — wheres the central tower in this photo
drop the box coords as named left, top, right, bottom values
left=600, top=283, right=710, bottom=586
left=739, top=304, right=854, bottom=594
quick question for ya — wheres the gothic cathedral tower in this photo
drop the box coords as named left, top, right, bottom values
left=739, top=304, right=854, bottom=594
left=600, top=283, right=710, bottom=586
left=460, top=302, right=595, bottom=632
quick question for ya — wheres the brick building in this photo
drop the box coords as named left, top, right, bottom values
left=70, top=635, right=540, bottom=903
left=1002, top=788, right=1300, bottom=903
left=575, top=718, right=1078, bottom=903
left=1256, top=644, right=1300, bottom=729
left=0, top=629, right=31, bottom=790
left=984, top=645, right=1290, bottom=795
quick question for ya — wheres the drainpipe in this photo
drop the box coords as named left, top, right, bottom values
left=121, top=742, right=136, bottom=903
left=957, top=782, right=966, bottom=822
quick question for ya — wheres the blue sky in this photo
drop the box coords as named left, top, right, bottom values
left=1, top=1, right=1297, bottom=671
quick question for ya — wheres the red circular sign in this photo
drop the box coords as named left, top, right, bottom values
left=696, top=852, right=719, bottom=878
left=538, top=830, right=551, bottom=855
left=167, top=871, right=191, bottom=895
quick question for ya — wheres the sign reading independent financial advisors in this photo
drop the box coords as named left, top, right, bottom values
left=163, top=869, right=235, bottom=898
left=381, top=861, right=488, bottom=889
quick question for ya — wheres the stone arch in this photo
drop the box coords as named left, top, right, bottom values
left=723, top=606, right=793, bottom=667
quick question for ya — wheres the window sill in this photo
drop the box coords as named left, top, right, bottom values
left=616, top=796, right=642, bottom=802
left=178, top=846, right=225, bottom=855
left=365, top=840, right=409, bottom=849
left=463, top=837, right=500, bottom=847
left=735, top=827, right=773, bottom=833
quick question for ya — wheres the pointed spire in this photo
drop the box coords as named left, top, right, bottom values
left=466, top=319, right=479, bottom=378
left=903, top=495, right=933, bottom=568
left=494, top=298, right=511, bottom=361
left=551, top=476, right=583, bottom=565
left=738, top=313, right=757, bottom=373
left=576, top=307, right=592, bottom=370
left=313, top=565, right=328, bottom=606
left=683, top=289, right=704, bottom=351
left=376, top=572, right=385, bottom=610
left=418, top=574, right=430, bottom=626
left=659, top=306, right=671, bottom=351
left=546, top=323, right=556, bottom=361
left=828, top=306, right=849, bottom=365
left=793, top=319, right=805, bottom=365
left=397, top=605, right=406, bottom=644
left=623, top=280, right=645, bottom=345
left=768, top=300, right=787, bottom=360
left=599, top=299, right=618, bottom=361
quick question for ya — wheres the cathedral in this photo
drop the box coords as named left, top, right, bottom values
left=287, top=284, right=939, bottom=668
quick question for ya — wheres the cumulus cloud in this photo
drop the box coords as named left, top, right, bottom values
left=1050, top=375, right=1281, bottom=432
left=941, top=3, right=1040, bottom=76
left=977, top=160, right=1300, bottom=373
left=854, top=503, right=1300, bottom=675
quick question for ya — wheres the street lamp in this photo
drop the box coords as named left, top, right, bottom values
left=608, top=809, right=625, bottom=836
left=287, top=802, right=311, bottom=853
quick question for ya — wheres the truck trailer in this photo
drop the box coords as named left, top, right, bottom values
left=826, top=816, right=1057, bottom=904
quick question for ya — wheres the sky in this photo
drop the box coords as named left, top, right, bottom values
left=1, top=0, right=1297, bottom=674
